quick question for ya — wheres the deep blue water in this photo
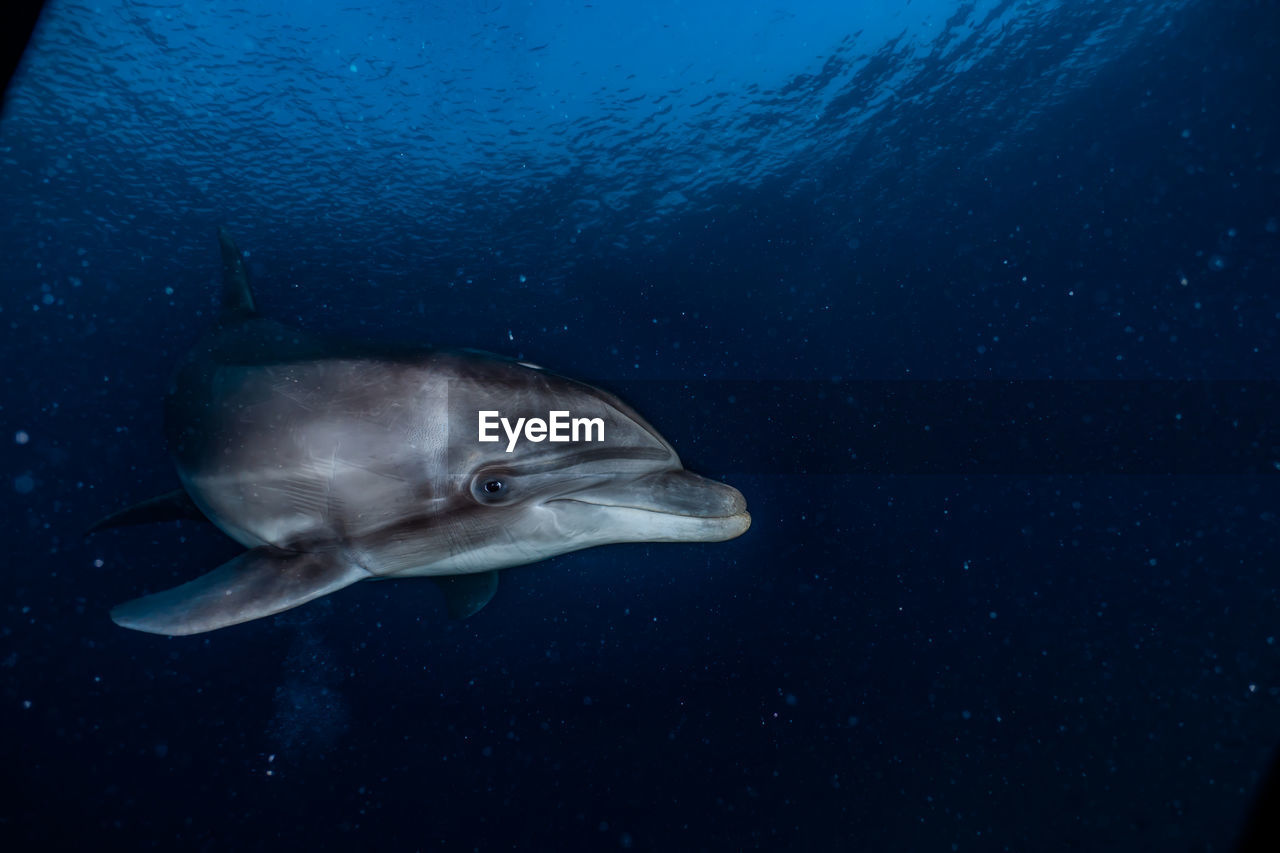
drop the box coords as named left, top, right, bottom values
left=2, top=0, right=1279, bottom=850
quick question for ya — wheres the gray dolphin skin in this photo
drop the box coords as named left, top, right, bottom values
left=97, top=228, right=750, bottom=635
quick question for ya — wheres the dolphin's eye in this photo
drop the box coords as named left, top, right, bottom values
left=471, top=472, right=513, bottom=504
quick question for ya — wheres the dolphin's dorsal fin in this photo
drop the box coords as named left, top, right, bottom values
left=217, top=226, right=257, bottom=317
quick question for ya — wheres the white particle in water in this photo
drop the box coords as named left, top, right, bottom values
left=14, top=430, right=29, bottom=445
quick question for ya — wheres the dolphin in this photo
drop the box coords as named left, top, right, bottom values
left=94, top=228, right=750, bottom=635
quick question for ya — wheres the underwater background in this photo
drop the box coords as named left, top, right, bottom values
left=2, top=0, right=1278, bottom=849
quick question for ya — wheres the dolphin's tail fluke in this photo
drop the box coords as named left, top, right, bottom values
left=217, top=226, right=257, bottom=318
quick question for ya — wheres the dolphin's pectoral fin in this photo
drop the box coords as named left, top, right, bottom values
left=86, top=489, right=210, bottom=535
left=111, top=548, right=370, bottom=636
left=430, top=571, right=500, bottom=619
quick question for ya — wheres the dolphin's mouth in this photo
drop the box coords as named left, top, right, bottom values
left=548, top=469, right=749, bottom=522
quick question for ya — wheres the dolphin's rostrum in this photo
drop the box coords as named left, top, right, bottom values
left=97, top=228, right=750, bottom=635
